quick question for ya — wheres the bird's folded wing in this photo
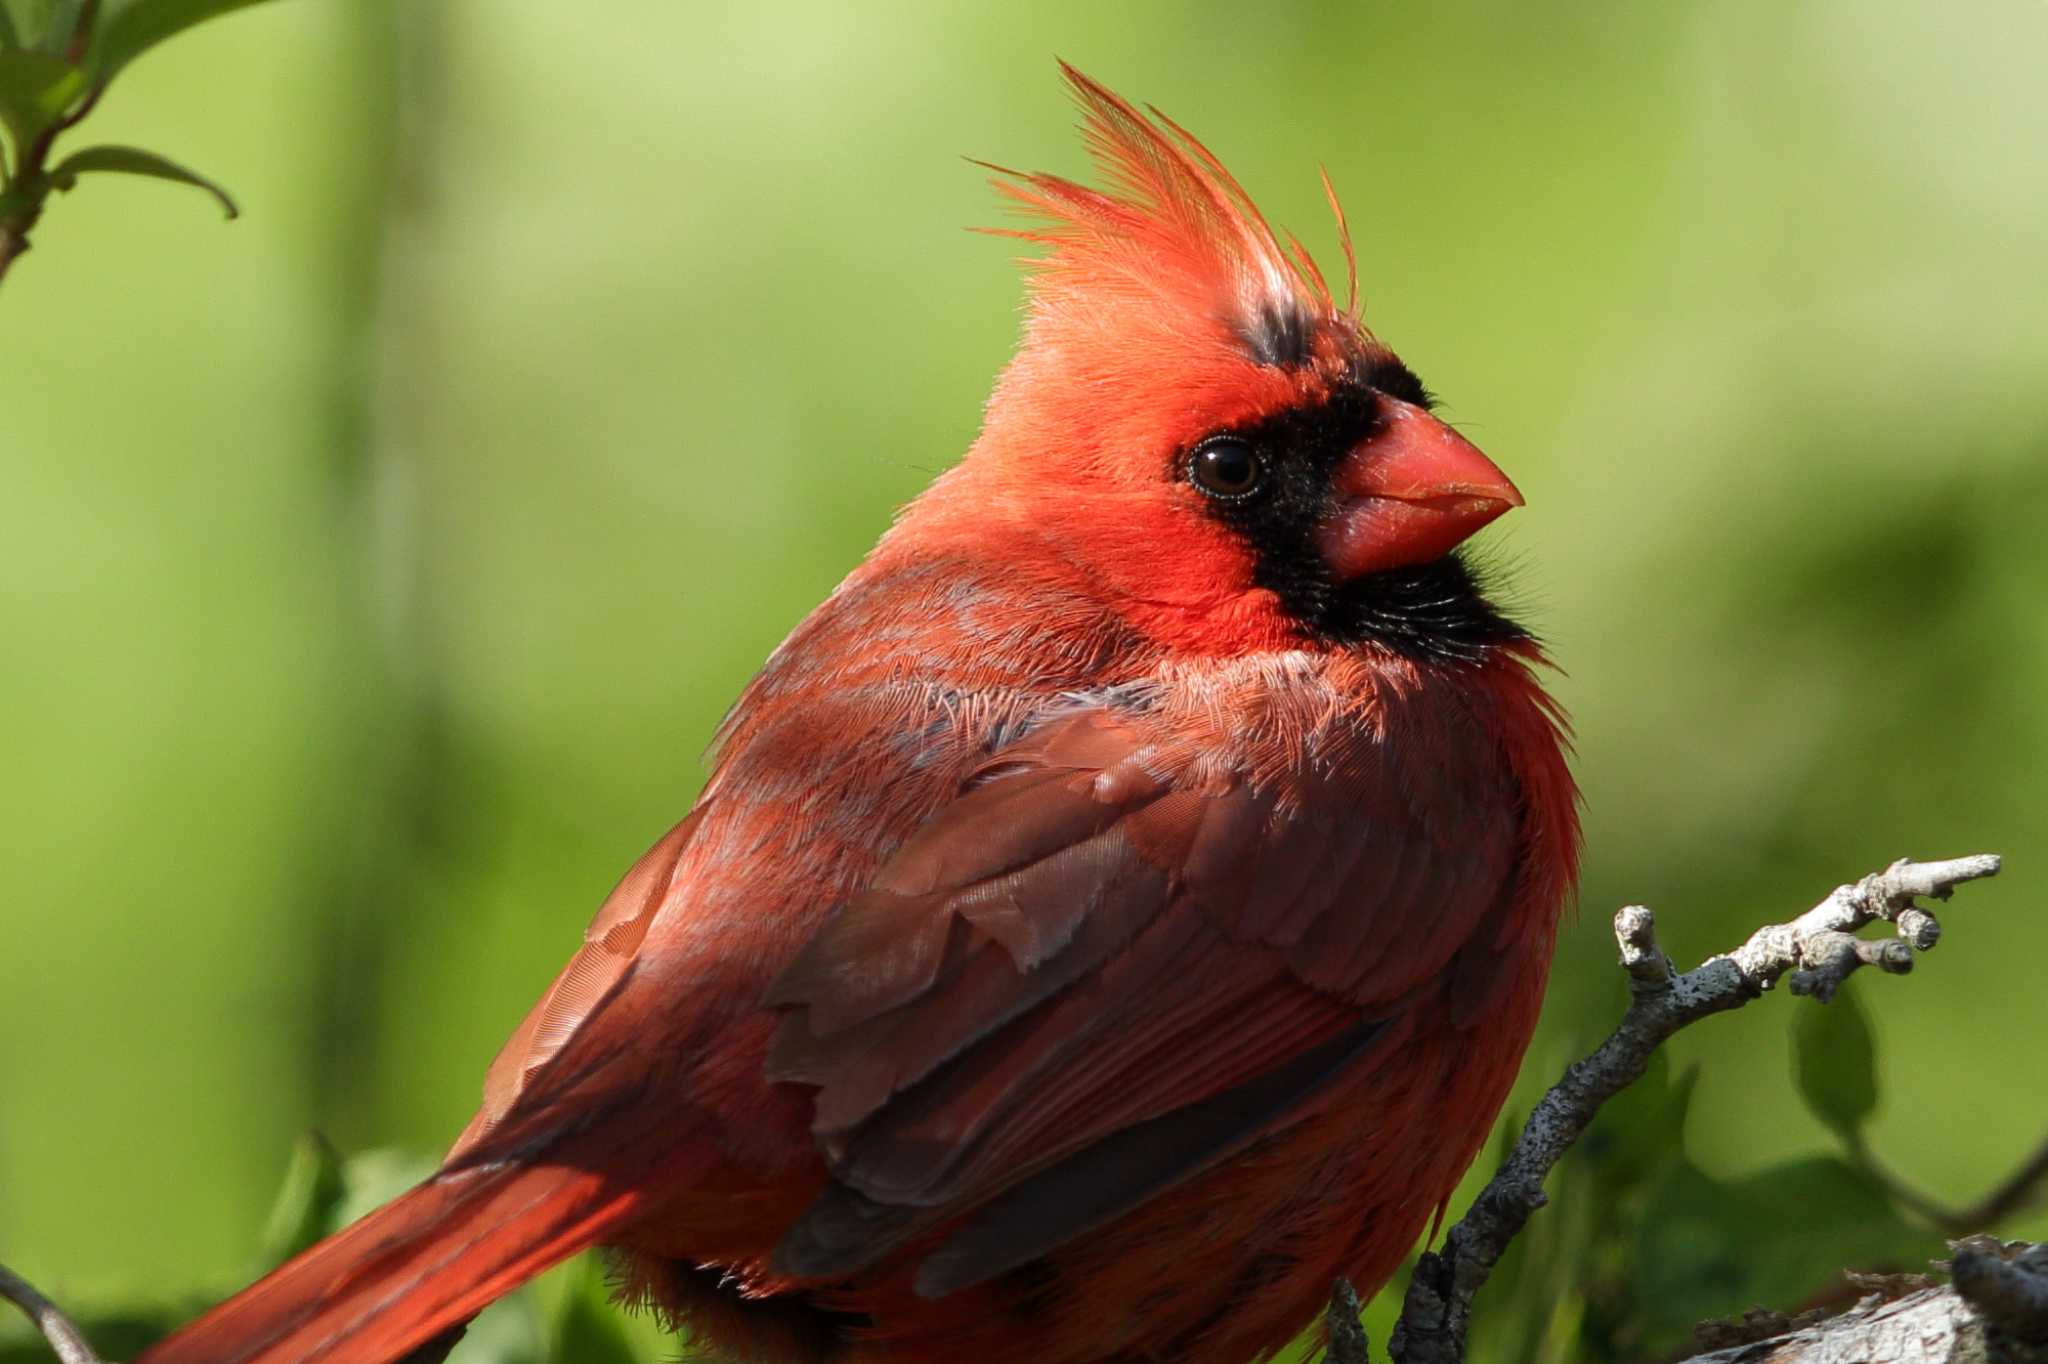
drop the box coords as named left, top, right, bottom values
left=762, top=703, right=1524, bottom=1290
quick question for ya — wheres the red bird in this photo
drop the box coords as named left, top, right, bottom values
left=141, top=66, right=1579, bottom=1364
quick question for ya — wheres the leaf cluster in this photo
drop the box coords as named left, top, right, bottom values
left=0, top=0, right=261, bottom=270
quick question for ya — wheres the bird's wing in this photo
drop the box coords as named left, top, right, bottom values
left=763, top=701, right=1526, bottom=1294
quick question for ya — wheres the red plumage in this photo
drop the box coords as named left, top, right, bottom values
left=139, top=64, right=1579, bottom=1364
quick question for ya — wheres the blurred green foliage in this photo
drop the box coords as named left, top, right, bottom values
left=1, top=2, right=2044, bottom=1361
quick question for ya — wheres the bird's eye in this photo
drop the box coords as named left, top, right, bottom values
left=1187, top=438, right=1265, bottom=500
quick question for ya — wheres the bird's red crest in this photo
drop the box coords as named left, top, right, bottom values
left=983, top=63, right=1362, bottom=372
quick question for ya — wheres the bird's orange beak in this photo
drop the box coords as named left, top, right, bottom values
left=1315, top=398, right=1523, bottom=581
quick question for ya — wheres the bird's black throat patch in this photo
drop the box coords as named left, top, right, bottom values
left=1187, top=361, right=1527, bottom=663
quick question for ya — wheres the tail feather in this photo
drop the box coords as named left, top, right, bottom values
left=138, top=1158, right=650, bottom=1364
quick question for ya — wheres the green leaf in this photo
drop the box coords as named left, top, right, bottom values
left=254, top=1132, right=348, bottom=1269
left=84, top=0, right=276, bottom=82
left=0, top=46, right=84, bottom=152
left=331, top=1147, right=440, bottom=1227
left=1794, top=983, right=1879, bottom=1143
left=547, top=1256, right=640, bottom=1364
left=0, top=0, right=68, bottom=53
left=1632, top=1155, right=1933, bottom=1354
left=451, top=1296, right=546, bottom=1364
left=46, top=0, right=86, bottom=53
left=48, top=141, right=238, bottom=215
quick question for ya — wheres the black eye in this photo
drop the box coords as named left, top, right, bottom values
left=1187, top=437, right=1265, bottom=500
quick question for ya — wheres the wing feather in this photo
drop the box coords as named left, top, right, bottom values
left=765, top=695, right=1524, bottom=1288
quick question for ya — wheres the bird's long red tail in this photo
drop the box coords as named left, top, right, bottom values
left=137, top=1154, right=652, bottom=1364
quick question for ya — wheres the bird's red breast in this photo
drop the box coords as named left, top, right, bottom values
left=137, top=63, right=1579, bottom=1364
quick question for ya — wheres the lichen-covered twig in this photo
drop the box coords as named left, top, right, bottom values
left=1328, top=1278, right=1372, bottom=1364
left=0, top=1261, right=110, bottom=1364
left=1326, top=854, right=2003, bottom=1364
left=1950, top=1237, right=2048, bottom=1344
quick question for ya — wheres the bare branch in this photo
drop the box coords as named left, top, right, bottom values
left=1950, top=1237, right=2048, bottom=1344
left=1327, top=1278, right=1371, bottom=1364
left=1328, top=853, right=2004, bottom=1364
left=1679, top=1283, right=1990, bottom=1364
left=0, top=1262, right=110, bottom=1364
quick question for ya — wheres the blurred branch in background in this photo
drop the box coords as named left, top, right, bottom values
left=1859, top=1132, right=2048, bottom=1241
left=1329, top=854, right=2023, bottom=1364
left=0, top=1266, right=103, bottom=1364
left=0, top=0, right=261, bottom=287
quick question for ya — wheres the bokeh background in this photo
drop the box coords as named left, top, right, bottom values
left=3, top=2, right=2044, bottom=1360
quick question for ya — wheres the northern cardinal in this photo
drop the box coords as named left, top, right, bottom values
left=140, top=65, right=1579, bottom=1364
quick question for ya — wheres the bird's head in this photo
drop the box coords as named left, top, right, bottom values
left=912, top=65, right=1528, bottom=663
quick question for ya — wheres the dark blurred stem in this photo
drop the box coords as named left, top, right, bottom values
left=0, top=1262, right=108, bottom=1364
left=0, top=207, right=39, bottom=284
left=0, top=154, right=55, bottom=290
left=1851, top=1131, right=2048, bottom=1237
left=0, top=85, right=104, bottom=292
left=1955, top=1135, right=2048, bottom=1230
left=63, top=0, right=101, bottom=65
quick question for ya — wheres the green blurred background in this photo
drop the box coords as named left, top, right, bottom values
left=3, top=1, right=2044, bottom=1360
